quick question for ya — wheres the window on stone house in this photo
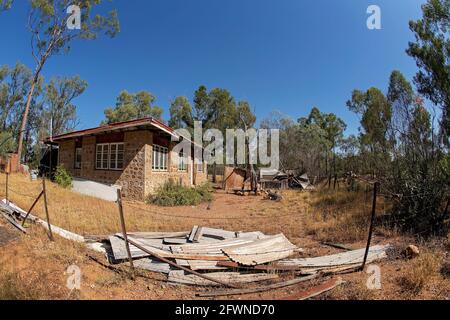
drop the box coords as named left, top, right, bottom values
left=96, top=144, right=109, bottom=170
left=96, top=143, right=124, bottom=170
left=74, top=147, right=82, bottom=169
left=178, top=150, right=188, bottom=171
left=110, top=143, right=124, bottom=170
left=152, top=145, right=168, bottom=171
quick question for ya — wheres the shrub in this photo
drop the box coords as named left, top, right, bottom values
left=54, top=165, right=73, bottom=189
left=147, top=180, right=213, bottom=207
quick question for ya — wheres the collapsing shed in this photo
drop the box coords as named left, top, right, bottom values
left=223, top=167, right=248, bottom=192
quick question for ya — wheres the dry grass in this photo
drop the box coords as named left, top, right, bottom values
left=1, top=173, right=449, bottom=300
left=0, top=173, right=308, bottom=239
left=303, top=188, right=372, bottom=242
left=398, top=251, right=443, bottom=294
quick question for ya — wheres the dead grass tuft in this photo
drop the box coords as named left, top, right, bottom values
left=398, top=251, right=442, bottom=294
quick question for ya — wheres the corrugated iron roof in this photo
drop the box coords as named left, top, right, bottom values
left=46, top=117, right=177, bottom=142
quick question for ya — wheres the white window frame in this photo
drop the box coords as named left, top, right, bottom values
left=96, top=143, right=110, bottom=170
left=152, top=145, right=168, bottom=172
left=178, top=150, right=188, bottom=171
left=109, top=143, right=124, bottom=171
left=74, top=147, right=82, bottom=169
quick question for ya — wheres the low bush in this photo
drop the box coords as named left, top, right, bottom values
left=54, top=165, right=73, bottom=189
left=147, top=180, right=213, bottom=207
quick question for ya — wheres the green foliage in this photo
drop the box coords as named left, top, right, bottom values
left=54, top=165, right=73, bottom=189
left=0, top=0, right=13, bottom=11
left=147, top=180, right=213, bottom=207
left=44, top=76, right=87, bottom=136
left=406, top=0, right=449, bottom=140
left=169, top=86, right=256, bottom=131
left=0, top=131, right=16, bottom=155
left=103, top=90, right=163, bottom=124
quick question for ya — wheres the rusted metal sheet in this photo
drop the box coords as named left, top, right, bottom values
left=279, top=277, right=344, bottom=300
left=168, top=270, right=278, bottom=287
left=223, top=234, right=298, bottom=266
left=196, top=274, right=319, bottom=297
left=278, top=245, right=391, bottom=268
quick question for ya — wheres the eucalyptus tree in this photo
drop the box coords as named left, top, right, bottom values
left=15, top=0, right=119, bottom=164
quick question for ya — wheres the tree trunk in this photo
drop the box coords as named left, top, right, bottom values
left=16, top=80, right=36, bottom=167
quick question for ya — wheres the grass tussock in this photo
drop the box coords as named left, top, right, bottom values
left=0, top=269, right=44, bottom=300
left=398, top=251, right=443, bottom=294
left=147, top=180, right=213, bottom=207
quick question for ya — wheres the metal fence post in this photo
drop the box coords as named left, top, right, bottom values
left=116, top=189, right=135, bottom=278
left=360, top=182, right=379, bottom=271
left=42, top=176, right=54, bottom=241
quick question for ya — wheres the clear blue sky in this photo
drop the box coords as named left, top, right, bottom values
left=0, top=0, right=426, bottom=134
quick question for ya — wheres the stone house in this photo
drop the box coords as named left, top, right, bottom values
left=46, top=117, right=207, bottom=201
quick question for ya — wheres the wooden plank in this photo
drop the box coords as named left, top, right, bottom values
left=1, top=212, right=27, bottom=233
left=196, top=274, right=319, bottom=297
left=236, top=231, right=267, bottom=240
left=163, top=237, right=188, bottom=245
left=223, top=234, right=298, bottom=266
left=168, top=270, right=278, bottom=287
left=193, top=226, right=203, bottom=243
left=127, top=231, right=190, bottom=239
left=200, top=227, right=237, bottom=240
left=279, top=277, right=344, bottom=300
left=188, top=226, right=198, bottom=243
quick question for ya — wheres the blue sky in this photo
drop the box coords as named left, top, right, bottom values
left=0, top=0, right=426, bottom=134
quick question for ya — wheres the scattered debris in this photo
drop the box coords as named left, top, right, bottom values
left=1, top=200, right=392, bottom=292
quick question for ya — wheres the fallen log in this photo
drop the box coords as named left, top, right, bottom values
left=196, top=274, right=319, bottom=297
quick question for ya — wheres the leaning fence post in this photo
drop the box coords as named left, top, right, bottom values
left=22, top=190, right=44, bottom=227
left=42, top=176, right=54, bottom=241
left=5, top=158, right=11, bottom=205
left=116, top=189, right=135, bottom=278
left=360, top=181, right=379, bottom=271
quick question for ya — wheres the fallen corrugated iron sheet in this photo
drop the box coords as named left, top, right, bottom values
left=168, top=270, right=278, bottom=286
left=223, top=234, right=298, bottom=266
left=133, top=258, right=172, bottom=274
left=277, top=245, right=391, bottom=269
left=279, top=277, right=344, bottom=300
left=196, top=274, right=319, bottom=297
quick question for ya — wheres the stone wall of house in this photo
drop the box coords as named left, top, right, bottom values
left=57, top=129, right=208, bottom=201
